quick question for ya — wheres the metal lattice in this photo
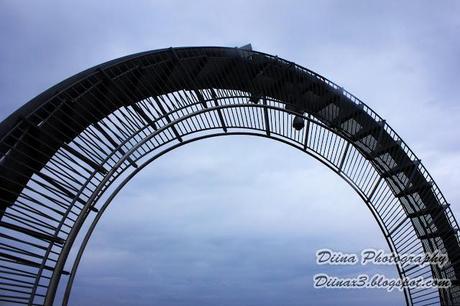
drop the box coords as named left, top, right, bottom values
left=0, top=46, right=459, bottom=305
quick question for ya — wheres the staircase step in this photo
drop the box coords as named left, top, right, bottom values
left=368, top=139, right=402, bottom=159
left=330, top=103, right=364, bottom=127
left=419, top=228, right=457, bottom=240
left=352, top=120, right=385, bottom=142
left=381, top=159, right=421, bottom=178
left=396, top=181, right=434, bottom=198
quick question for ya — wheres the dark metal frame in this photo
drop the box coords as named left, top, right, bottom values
left=0, top=46, right=459, bottom=305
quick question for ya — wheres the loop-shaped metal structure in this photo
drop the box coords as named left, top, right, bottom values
left=0, top=46, right=459, bottom=305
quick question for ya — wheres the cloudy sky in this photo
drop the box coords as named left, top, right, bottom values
left=1, top=1, right=459, bottom=305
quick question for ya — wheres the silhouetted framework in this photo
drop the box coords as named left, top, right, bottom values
left=0, top=46, right=459, bottom=305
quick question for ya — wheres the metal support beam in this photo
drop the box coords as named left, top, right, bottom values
left=153, top=97, right=183, bottom=142
left=0, top=252, right=69, bottom=275
left=93, top=122, right=139, bottom=167
left=130, top=103, right=157, bottom=129
left=303, top=116, right=311, bottom=150
left=0, top=221, right=64, bottom=244
left=338, top=142, right=350, bottom=172
left=210, top=89, right=227, bottom=133
left=62, top=143, right=108, bottom=175
left=262, top=97, right=270, bottom=136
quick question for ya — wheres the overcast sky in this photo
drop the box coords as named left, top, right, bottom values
left=1, top=1, right=459, bottom=305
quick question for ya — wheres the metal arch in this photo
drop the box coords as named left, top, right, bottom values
left=0, top=46, right=458, bottom=305
left=52, top=102, right=432, bottom=305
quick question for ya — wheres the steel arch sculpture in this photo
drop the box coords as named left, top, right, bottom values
left=0, top=45, right=459, bottom=305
